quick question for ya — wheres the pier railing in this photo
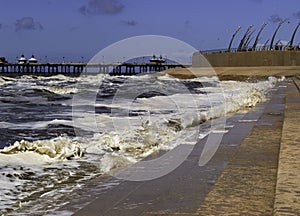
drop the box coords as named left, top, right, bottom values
left=0, top=62, right=191, bottom=76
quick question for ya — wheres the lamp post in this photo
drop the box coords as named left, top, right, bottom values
left=263, top=39, right=270, bottom=50
left=269, top=19, right=286, bottom=50
left=228, top=26, right=241, bottom=52
left=243, top=29, right=256, bottom=51
left=62, top=56, right=65, bottom=63
left=252, top=22, right=267, bottom=51
left=45, top=55, right=48, bottom=63
left=237, top=25, right=253, bottom=52
left=289, top=21, right=300, bottom=48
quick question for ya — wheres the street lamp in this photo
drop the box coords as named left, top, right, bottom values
left=81, top=56, right=84, bottom=63
left=289, top=21, right=300, bottom=48
left=243, top=29, right=256, bottom=50
left=228, top=26, right=241, bottom=52
left=62, top=56, right=65, bottom=63
left=269, top=19, right=286, bottom=50
left=252, top=22, right=267, bottom=51
left=237, top=25, right=253, bottom=52
left=263, top=39, right=270, bottom=50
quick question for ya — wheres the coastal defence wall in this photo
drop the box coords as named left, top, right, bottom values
left=193, top=51, right=300, bottom=67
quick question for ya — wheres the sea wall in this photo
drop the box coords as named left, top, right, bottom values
left=193, top=51, right=300, bottom=67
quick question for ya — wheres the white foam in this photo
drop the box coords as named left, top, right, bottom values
left=0, top=137, right=83, bottom=165
left=0, top=75, right=279, bottom=213
left=0, top=77, right=6, bottom=85
left=42, top=86, right=78, bottom=95
left=1, top=77, right=277, bottom=167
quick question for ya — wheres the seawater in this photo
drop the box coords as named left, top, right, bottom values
left=0, top=73, right=278, bottom=215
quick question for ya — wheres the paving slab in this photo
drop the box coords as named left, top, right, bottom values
left=274, top=80, right=300, bottom=216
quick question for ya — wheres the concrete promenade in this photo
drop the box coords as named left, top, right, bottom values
left=273, top=78, right=300, bottom=215
left=60, top=77, right=300, bottom=216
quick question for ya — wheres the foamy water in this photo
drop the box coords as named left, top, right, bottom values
left=0, top=73, right=278, bottom=215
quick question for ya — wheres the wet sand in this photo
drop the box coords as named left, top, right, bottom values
left=162, top=66, right=300, bottom=80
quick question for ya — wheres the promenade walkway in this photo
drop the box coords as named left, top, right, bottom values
left=273, top=78, right=300, bottom=215
left=59, top=78, right=300, bottom=216
left=197, top=78, right=300, bottom=215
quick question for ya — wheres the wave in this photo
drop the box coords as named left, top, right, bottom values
left=0, top=137, right=83, bottom=164
left=0, top=77, right=278, bottom=164
left=41, top=86, right=78, bottom=95
left=184, top=77, right=277, bottom=126
left=0, top=75, right=280, bottom=214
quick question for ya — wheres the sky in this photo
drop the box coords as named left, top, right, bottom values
left=0, top=0, right=300, bottom=62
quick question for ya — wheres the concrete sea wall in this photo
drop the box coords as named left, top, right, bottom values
left=193, top=51, right=300, bottom=67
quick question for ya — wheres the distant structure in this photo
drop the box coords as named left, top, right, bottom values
left=28, top=55, right=38, bottom=63
left=149, top=54, right=166, bottom=64
left=287, top=21, right=300, bottom=50
left=193, top=21, right=300, bottom=67
left=18, top=54, right=27, bottom=64
left=252, top=23, right=267, bottom=51
left=17, top=54, right=38, bottom=64
left=237, top=25, right=253, bottom=52
left=225, top=20, right=300, bottom=53
left=227, top=26, right=241, bottom=52
left=270, top=19, right=286, bottom=50
left=0, top=57, right=7, bottom=63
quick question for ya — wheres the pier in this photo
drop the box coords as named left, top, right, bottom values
left=0, top=62, right=190, bottom=76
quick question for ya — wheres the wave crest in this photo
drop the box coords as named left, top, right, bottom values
left=0, top=137, right=83, bottom=162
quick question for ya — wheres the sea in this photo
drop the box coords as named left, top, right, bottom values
left=0, top=72, right=280, bottom=215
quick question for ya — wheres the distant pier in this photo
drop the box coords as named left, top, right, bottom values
left=0, top=62, right=190, bottom=76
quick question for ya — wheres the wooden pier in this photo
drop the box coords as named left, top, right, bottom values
left=0, top=62, right=190, bottom=76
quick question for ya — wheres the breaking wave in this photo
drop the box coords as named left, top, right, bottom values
left=0, top=74, right=279, bottom=214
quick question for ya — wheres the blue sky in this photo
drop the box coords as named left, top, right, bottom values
left=0, top=0, right=299, bottom=62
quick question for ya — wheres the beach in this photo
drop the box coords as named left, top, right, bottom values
left=162, top=66, right=300, bottom=80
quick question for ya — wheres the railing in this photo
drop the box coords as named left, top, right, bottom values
left=200, top=45, right=300, bottom=55
left=0, top=62, right=191, bottom=75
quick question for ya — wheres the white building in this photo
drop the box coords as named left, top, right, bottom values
left=28, top=55, right=38, bottom=63
left=18, top=54, right=27, bottom=64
